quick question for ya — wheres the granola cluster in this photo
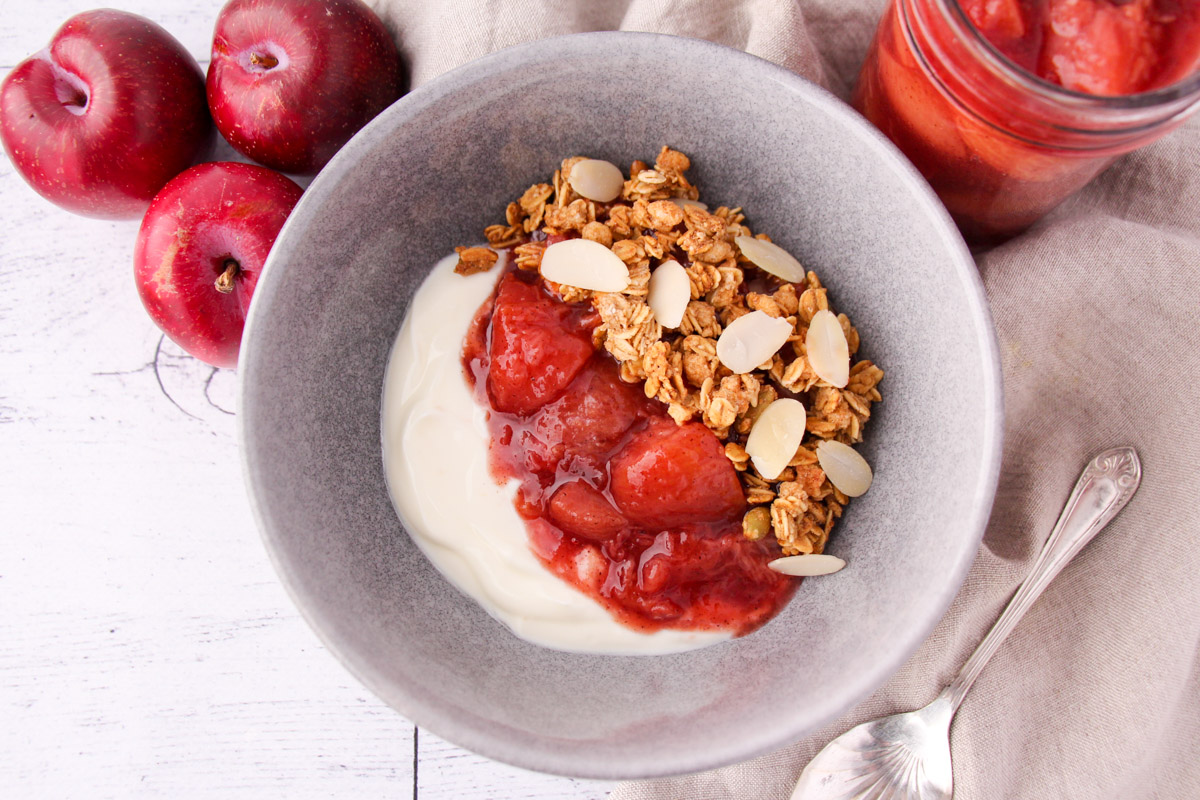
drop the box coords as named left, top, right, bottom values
left=456, top=147, right=884, bottom=557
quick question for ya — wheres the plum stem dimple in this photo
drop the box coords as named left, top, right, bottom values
left=215, top=259, right=240, bottom=294
left=46, top=54, right=90, bottom=116
left=249, top=52, right=279, bottom=69
left=239, top=43, right=289, bottom=74
left=63, top=88, right=87, bottom=108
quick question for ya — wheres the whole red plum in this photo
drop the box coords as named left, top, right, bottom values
left=0, top=10, right=213, bottom=219
left=133, top=162, right=303, bottom=369
left=206, top=0, right=404, bottom=175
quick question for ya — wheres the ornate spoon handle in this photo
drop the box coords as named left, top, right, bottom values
left=940, top=447, right=1141, bottom=711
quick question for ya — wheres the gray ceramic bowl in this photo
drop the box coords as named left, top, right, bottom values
left=239, top=32, right=1002, bottom=779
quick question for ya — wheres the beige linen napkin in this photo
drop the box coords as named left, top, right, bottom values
left=368, top=1, right=1200, bottom=796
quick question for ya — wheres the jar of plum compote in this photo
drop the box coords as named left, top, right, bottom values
left=853, top=0, right=1200, bottom=245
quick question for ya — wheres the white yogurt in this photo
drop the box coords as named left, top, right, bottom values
left=380, top=254, right=730, bottom=655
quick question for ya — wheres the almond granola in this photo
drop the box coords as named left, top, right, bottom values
left=455, top=147, right=883, bottom=557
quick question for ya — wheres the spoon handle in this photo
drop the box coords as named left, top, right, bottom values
left=940, top=447, right=1141, bottom=711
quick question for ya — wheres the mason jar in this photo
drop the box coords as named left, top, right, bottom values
left=852, top=0, right=1200, bottom=245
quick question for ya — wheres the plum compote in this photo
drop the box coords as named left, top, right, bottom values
left=463, top=268, right=794, bottom=636
left=854, top=0, right=1200, bottom=243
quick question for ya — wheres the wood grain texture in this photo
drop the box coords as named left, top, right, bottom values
left=0, top=2, right=612, bottom=797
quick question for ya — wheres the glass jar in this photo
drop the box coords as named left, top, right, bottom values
left=852, top=0, right=1200, bottom=245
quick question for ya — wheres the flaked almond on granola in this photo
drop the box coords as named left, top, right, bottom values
left=450, top=147, right=884, bottom=638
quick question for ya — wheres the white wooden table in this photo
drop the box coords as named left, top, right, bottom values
left=0, top=3, right=613, bottom=797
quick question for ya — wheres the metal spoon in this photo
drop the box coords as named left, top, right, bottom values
left=790, top=446, right=1142, bottom=800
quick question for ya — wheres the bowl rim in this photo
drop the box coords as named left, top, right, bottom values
left=238, top=30, right=1004, bottom=780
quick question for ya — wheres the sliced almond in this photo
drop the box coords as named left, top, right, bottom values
left=744, top=398, right=806, bottom=480
left=540, top=238, right=630, bottom=292
left=670, top=197, right=709, bottom=211
left=806, top=309, right=850, bottom=387
left=768, top=554, right=846, bottom=577
left=647, top=260, right=689, bottom=328
left=567, top=159, right=625, bottom=203
left=735, top=235, right=806, bottom=283
left=716, top=310, right=792, bottom=374
left=816, top=440, right=873, bottom=497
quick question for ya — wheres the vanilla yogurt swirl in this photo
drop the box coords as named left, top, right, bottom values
left=380, top=253, right=730, bottom=655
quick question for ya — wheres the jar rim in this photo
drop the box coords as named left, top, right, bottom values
left=943, top=0, right=1200, bottom=109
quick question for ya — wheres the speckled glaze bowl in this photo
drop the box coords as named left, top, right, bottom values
left=239, top=32, right=1003, bottom=780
